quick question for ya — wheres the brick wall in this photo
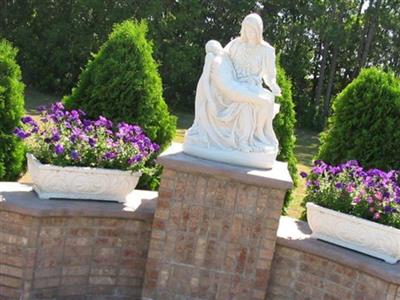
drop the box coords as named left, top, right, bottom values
left=1, top=178, right=400, bottom=300
left=265, top=217, right=400, bottom=300
left=0, top=210, right=153, bottom=300
left=267, top=245, right=400, bottom=300
left=0, top=210, right=38, bottom=299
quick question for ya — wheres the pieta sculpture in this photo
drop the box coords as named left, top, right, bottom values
left=183, top=13, right=281, bottom=169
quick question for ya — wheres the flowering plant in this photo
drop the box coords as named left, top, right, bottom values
left=301, top=160, right=400, bottom=229
left=14, top=102, right=159, bottom=174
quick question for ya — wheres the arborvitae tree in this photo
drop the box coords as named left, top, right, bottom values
left=317, top=68, right=400, bottom=171
left=274, top=63, right=298, bottom=212
left=0, top=39, right=25, bottom=180
left=63, top=20, right=176, bottom=153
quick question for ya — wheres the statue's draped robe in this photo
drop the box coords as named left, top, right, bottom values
left=186, top=38, right=279, bottom=153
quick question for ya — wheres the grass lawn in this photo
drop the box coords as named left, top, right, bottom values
left=287, top=128, right=319, bottom=219
left=22, top=87, right=320, bottom=219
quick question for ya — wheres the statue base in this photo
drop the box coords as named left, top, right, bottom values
left=182, top=142, right=278, bottom=169
left=142, top=144, right=293, bottom=300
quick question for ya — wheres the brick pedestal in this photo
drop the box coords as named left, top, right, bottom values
left=142, top=145, right=293, bottom=300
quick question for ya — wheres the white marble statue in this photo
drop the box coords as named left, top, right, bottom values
left=183, top=13, right=281, bottom=169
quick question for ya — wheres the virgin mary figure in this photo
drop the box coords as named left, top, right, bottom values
left=183, top=13, right=281, bottom=169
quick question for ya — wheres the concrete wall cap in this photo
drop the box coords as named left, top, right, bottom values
left=0, top=182, right=156, bottom=220
left=158, top=143, right=293, bottom=190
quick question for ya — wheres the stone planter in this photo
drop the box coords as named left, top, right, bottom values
left=27, top=153, right=141, bottom=202
left=306, top=202, right=400, bottom=264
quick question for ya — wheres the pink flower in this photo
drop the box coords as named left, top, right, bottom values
left=374, top=191, right=383, bottom=201
left=345, top=184, right=354, bottom=193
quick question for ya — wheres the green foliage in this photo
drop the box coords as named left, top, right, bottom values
left=64, top=20, right=176, bottom=152
left=0, top=39, right=25, bottom=180
left=274, top=63, right=298, bottom=212
left=301, top=161, right=400, bottom=229
left=63, top=20, right=176, bottom=189
left=0, top=0, right=158, bottom=94
left=317, top=68, right=400, bottom=171
left=2, top=1, right=400, bottom=128
left=151, top=0, right=259, bottom=110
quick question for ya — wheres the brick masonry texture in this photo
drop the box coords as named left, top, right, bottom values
left=1, top=180, right=399, bottom=300
left=266, top=245, right=400, bottom=300
left=0, top=209, right=152, bottom=300
left=142, top=167, right=288, bottom=300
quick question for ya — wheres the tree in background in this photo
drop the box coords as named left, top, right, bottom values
left=0, top=0, right=158, bottom=94
left=0, top=39, right=25, bottom=180
left=317, top=68, right=400, bottom=171
left=63, top=20, right=176, bottom=189
left=1, top=0, right=399, bottom=128
left=149, top=0, right=260, bottom=110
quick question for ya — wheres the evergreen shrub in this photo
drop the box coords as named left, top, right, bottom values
left=0, top=39, right=25, bottom=180
left=274, top=64, right=298, bottom=212
left=63, top=20, right=176, bottom=189
left=317, top=68, right=400, bottom=171
left=63, top=20, right=176, bottom=152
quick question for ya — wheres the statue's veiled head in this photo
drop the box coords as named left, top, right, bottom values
left=240, top=13, right=263, bottom=45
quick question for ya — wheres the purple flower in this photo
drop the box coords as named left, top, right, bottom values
left=151, top=143, right=160, bottom=152
left=70, top=150, right=80, bottom=160
left=303, top=159, right=400, bottom=226
left=345, top=160, right=359, bottom=168
left=384, top=206, right=395, bottom=213
left=88, top=138, right=96, bottom=147
left=335, top=183, right=344, bottom=189
left=314, top=160, right=323, bottom=166
left=300, top=171, right=308, bottom=178
left=70, top=110, right=80, bottom=121
left=312, top=166, right=325, bottom=175
left=104, top=152, right=117, bottom=160
left=95, top=116, right=113, bottom=129
left=69, top=128, right=83, bottom=143
left=13, top=128, right=31, bottom=139
left=48, top=102, right=66, bottom=123
left=14, top=106, right=157, bottom=175
left=128, top=154, right=144, bottom=164
left=21, top=116, right=38, bottom=127
left=64, top=121, right=72, bottom=129
left=54, top=144, right=64, bottom=155
left=78, top=133, right=89, bottom=142
left=51, top=129, right=60, bottom=142
left=51, top=102, right=64, bottom=112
